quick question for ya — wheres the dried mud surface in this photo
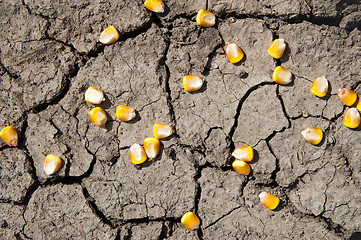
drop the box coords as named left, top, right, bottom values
left=0, top=0, right=361, bottom=239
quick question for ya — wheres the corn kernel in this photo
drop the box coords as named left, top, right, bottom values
left=0, top=126, right=18, bottom=147
left=272, top=66, right=292, bottom=85
left=99, top=26, right=119, bottom=45
left=232, top=146, right=253, bottom=162
left=43, top=154, right=62, bottom=175
left=89, top=107, right=107, bottom=127
left=183, top=75, right=204, bottom=92
left=143, top=137, right=160, bottom=161
left=343, top=108, right=360, bottom=129
left=268, top=39, right=286, bottom=59
left=338, top=88, right=357, bottom=106
left=225, top=42, right=244, bottom=64
left=129, top=143, right=147, bottom=165
left=232, top=160, right=251, bottom=175
left=301, top=127, right=323, bottom=145
left=116, top=105, right=136, bottom=122
left=181, top=212, right=200, bottom=230
left=153, top=123, right=173, bottom=139
left=357, top=100, right=361, bottom=112
left=310, top=76, right=328, bottom=98
left=259, top=192, right=280, bottom=210
left=85, top=87, right=105, bottom=104
left=196, top=9, right=216, bottom=27
left=144, top=0, right=164, bottom=13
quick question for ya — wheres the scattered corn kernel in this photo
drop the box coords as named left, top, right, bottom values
left=143, top=137, right=160, bottom=161
left=0, top=126, right=18, bottom=147
left=144, top=0, right=165, bottom=13
left=272, top=66, right=292, bottom=85
left=310, top=76, right=328, bottom=98
left=116, top=105, right=136, bottom=122
left=343, top=108, right=360, bottom=129
left=267, top=39, right=286, bottom=59
left=259, top=192, right=280, bottom=210
left=301, top=127, right=323, bottom=145
left=153, top=123, right=173, bottom=139
left=232, top=160, right=251, bottom=175
left=85, top=87, right=105, bottom=104
left=357, top=100, right=361, bottom=112
left=196, top=9, right=216, bottom=27
left=43, top=154, right=62, bottom=175
left=89, top=107, right=107, bottom=127
left=181, top=212, right=200, bottom=230
left=338, top=88, right=357, bottom=106
left=99, top=26, right=119, bottom=45
left=225, top=42, right=244, bottom=64
left=183, top=75, right=204, bottom=92
left=129, top=143, right=147, bottom=165
left=232, top=146, right=253, bottom=162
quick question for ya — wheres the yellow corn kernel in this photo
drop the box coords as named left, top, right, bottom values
left=143, top=137, right=160, bottom=161
left=129, top=143, right=147, bottom=165
left=89, top=107, right=107, bottom=127
left=144, top=0, right=165, bottom=13
left=338, top=88, right=357, bottom=106
left=259, top=192, right=280, bottom=210
left=85, top=87, right=105, bottom=104
left=183, top=75, right=204, bottom=92
left=43, top=154, right=62, bottom=175
left=272, top=66, right=292, bottom=85
left=267, top=39, right=286, bottom=59
left=232, top=160, right=251, bottom=175
left=0, top=126, right=18, bottom=147
left=310, top=76, right=328, bottom=98
left=99, top=26, right=119, bottom=45
left=196, top=9, right=216, bottom=27
left=181, top=212, right=200, bottom=230
left=153, top=123, right=173, bottom=139
left=357, top=100, right=361, bottom=112
left=225, top=42, right=244, bottom=64
left=232, top=146, right=253, bottom=162
left=116, top=105, right=136, bottom=122
left=301, top=127, right=323, bottom=145
left=343, top=108, right=360, bottom=129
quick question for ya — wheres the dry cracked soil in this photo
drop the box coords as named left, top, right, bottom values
left=0, top=0, right=361, bottom=239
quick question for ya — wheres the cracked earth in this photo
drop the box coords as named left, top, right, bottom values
left=0, top=0, right=361, bottom=239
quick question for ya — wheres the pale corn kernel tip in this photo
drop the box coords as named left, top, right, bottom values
left=181, top=212, right=200, bottom=231
left=196, top=9, right=216, bottom=27
left=272, top=66, right=292, bottom=85
left=268, top=39, right=286, bottom=59
left=144, top=0, right=165, bottom=13
left=99, top=26, right=119, bottom=45
left=85, top=87, right=105, bottom=104
left=183, top=75, right=204, bottom=92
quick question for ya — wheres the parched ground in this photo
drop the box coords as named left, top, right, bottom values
left=0, top=0, right=361, bottom=239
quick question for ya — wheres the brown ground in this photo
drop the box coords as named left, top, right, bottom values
left=0, top=0, right=361, bottom=239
